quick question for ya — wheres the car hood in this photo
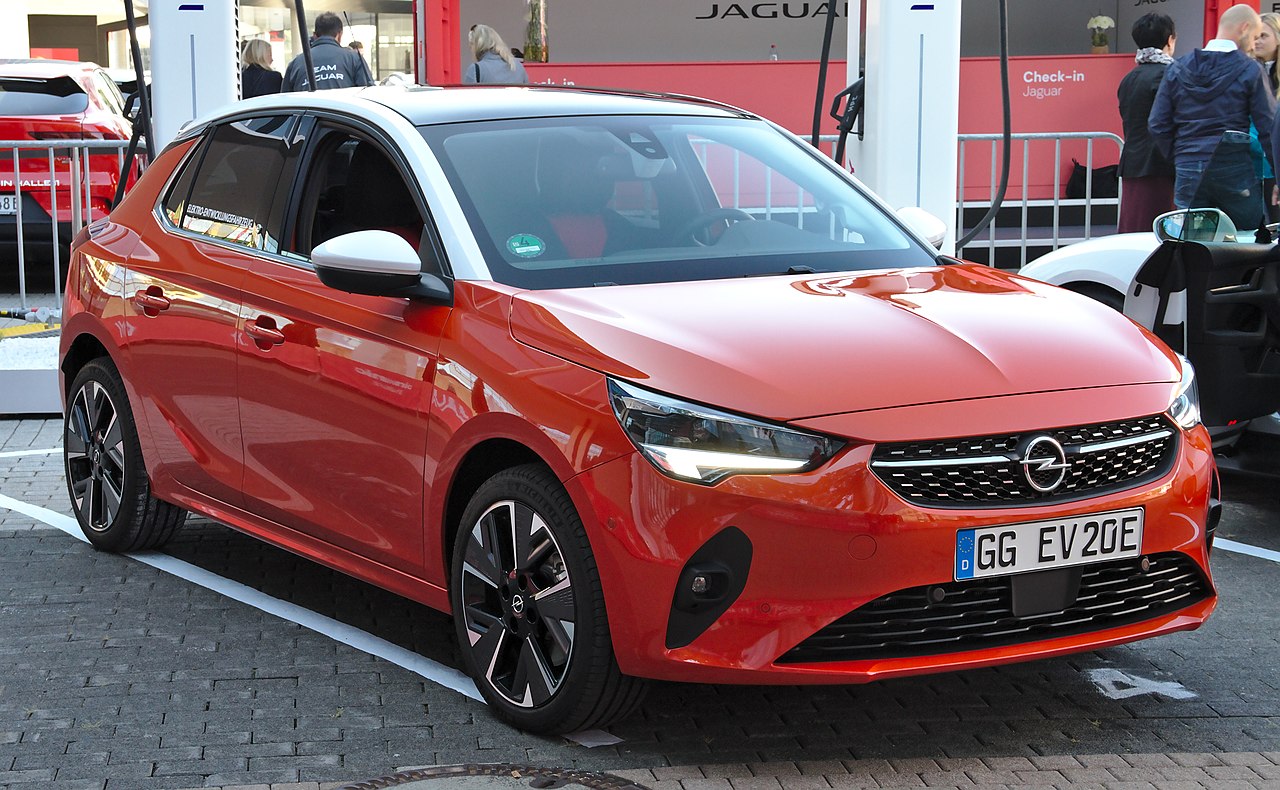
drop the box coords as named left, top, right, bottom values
left=508, top=264, right=1180, bottom=421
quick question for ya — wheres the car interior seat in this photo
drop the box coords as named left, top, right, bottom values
left=535, top=137, right=622, bottom=259
left=335, top=142, right=424, bottom=251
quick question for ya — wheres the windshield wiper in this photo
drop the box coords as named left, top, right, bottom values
left=745, top=265, right=817, bottom=277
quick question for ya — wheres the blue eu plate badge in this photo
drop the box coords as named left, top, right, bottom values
left=955, top=529, right=976, bottom=580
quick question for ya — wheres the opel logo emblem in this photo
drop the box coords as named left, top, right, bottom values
left=511, top=594, right=526, bottom=616
left=1020, top=435, right=1070, bottom=493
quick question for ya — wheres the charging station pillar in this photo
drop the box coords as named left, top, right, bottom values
left=149, top=0, right=240, bottom=149
left=847, top=1, right=962, bottom=255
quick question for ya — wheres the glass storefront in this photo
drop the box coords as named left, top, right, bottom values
left=103, top=3, right=412, bottom=87
left=239, top=6, right=295, bottom=78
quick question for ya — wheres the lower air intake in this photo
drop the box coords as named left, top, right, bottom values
left=778, top=552, right=1210, bottom=664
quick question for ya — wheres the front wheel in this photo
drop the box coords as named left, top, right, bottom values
left=64, top=358, right=186, bottom=551
left=450, top=464, right=646, bottom=733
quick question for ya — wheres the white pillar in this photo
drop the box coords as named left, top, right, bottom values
left=0, top=1, right=32, bottom=60
left=150, top=0, right=239, bottom=149
left=849, top=0, right=962, bottom=255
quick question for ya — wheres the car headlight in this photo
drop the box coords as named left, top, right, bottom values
left=607, top=379, right=843, bottom=484
left=1168, top=354, right=1201, bottom=430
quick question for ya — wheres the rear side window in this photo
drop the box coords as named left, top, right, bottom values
left=0, top=76, right=89, bottom=115
left=161, top=139, right=204, bottom=227
left=90, top=71, right=126, bottom=118
left=179, top=115, right=295, bottom=252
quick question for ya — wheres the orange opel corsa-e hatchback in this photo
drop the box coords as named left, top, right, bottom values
left=59, top=86, right=1218, bottom=733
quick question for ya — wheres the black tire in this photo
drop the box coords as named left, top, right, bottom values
left=450, top=463, right=647, bottom=733
left=64, top=358, right=186, bottom=552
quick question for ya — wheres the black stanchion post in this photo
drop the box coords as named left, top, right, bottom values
left=295, top=0, right=318, bottom=91
left=123, top=0, right=155, bottom=160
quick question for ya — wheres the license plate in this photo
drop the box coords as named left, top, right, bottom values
left=0, top=194, right=17, bottom=215
left=955, top=507, right=1143, bottom=581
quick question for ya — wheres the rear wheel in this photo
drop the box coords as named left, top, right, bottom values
left=450, top=463, right=646, bottom=733
left=64, top=358, right=186, bottom=551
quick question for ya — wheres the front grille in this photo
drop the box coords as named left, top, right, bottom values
left=870, top=416, right=1176, bottom=507
left=778, top=552, right=1210, bottom=664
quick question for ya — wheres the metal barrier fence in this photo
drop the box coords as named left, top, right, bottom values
left=956, top=131, right=1125, bottom=267
left=1, top=139, right=138, bottom=310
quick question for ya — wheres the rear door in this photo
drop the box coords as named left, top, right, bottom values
left=125, top=114, right=298, bottom=506
left=235, top=118, right=449, bottom=575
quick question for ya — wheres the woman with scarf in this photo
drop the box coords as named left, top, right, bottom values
left=1117, top=13, right=1176, bottom=233
left=1251, top=13, right=1280, bottom=220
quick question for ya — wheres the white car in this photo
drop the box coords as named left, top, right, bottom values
left=1018, top=232, right=1159, bottom=312
left=1020, top=208, right=1280, bottom=467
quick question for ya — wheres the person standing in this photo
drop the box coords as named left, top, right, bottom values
left=1251, top=13, right=1280, bottom=219
left=281, top=12, right=374, bottom=92
left=1150, top=4, right=1275, bottom=229
left=1254, top=13, right=1280, bottom=91
left=1117, top=14, right=1176, bottom=233
left=462, top=24, right=529, bottom=85
left=241, top=39, right=283, bottom=99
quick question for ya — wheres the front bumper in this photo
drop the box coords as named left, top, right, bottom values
left=570, top=416, right=1218, bottom=685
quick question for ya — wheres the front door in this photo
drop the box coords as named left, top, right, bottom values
left=236, top=125, right=448, bottom=574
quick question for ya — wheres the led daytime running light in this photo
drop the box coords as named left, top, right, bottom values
left=1168, top=354, right=1201, bottom=430
left=608, top=379, right=842, bottom=484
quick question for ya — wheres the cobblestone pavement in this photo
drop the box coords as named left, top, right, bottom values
left=2, top=406, right=1280, bottom=790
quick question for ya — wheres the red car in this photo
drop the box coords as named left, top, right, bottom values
left=59, top=86, right=1218, bottom=734
left=0, top=59, right=134, bottom=258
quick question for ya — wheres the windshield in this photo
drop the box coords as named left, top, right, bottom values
left=419, top=116, right=936, bottom=289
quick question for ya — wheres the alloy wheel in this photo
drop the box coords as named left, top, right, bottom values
left=65, top=380, right=126, bottom=532
left=458, top=500, right=576, bottom=708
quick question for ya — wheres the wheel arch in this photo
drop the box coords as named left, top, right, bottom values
left=60, top=332, right=110, bottom=387
left=1059, top=281, right=1126, bottom=312
left=59, top=323, right=162, bottom=482
left=439, top=437, right=550, bottom=584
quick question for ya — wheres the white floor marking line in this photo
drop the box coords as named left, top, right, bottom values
left=0, top=492, right=85, bottom=539
left=1087, top=668, right=1197, bottom=700
left=1215, top=537, right=1280, bottom=565
left=0, top=492, right=484, bottom=703
left=0, top=447, right=62, bottom=459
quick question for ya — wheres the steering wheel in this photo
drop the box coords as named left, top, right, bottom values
left=676, top=208, right=756, bottom=245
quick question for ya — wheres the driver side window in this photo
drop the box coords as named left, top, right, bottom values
left=292, top=129, right=426, bottom=259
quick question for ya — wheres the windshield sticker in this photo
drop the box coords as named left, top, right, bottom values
left=507, top=234, right=546, bottom=258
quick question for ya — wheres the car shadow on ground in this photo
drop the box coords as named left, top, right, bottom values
left=158, top=471, right=1280, bottom=767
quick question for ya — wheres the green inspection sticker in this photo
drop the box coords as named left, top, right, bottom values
left=507, top=234, right=546, bottom=258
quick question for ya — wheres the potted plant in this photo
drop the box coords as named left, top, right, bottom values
left=526, top=0, right=548, bottom=62
left=1088, top=15, right=1115, bottom=54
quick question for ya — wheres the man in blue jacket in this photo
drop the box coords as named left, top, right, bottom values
left=281, top=12, right=374, bottom=92
left=1150, top=4, right=1275, bottom=229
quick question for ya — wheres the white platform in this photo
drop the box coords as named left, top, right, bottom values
left=0, top=335, right=62, bottom=415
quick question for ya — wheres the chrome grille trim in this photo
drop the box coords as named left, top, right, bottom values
left=1079, top=429, right=1174, bottom=454
left=872, top=454, right=1010, bottom=468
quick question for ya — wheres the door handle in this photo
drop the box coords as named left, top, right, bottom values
left=131, top=289, right=170, bottom=316
left=245, top=317, right=286, bottom=348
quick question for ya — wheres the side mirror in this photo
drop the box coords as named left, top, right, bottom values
left=312, top=230, right=451, bottom=303
left=1153, top=208, right=1238, bottom=244
left=896, top=206, right=947, bottom=249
